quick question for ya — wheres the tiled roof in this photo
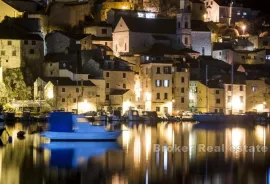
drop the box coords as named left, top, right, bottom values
left=120, top=17, right=210, bottom=34
left=110, top=89, right=129, bottom=95
left=139, top=43, right=199, bottom=56
left=42, top=77, right=95, bottom=86
left=122, top=16, right=176, bottom=34
left=0, top=24, right=43, bottom=40
left=191, top=20, right=210, bottom=32
left=46, top=30, right=90, bottom=40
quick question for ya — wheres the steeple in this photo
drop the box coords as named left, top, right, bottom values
left=176, top=0, right=191, bottom=48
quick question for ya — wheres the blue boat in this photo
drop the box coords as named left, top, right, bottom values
left=41, top=112, right=121, bottom=141
left=41, top=142, right=121, bottom=168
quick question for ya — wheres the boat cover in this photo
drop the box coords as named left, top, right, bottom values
left=49, top=112, right=73, bottom=132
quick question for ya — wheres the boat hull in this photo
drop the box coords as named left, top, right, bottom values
left=193, top=114, right=255, bottom=123
left=41, top=131, right=122, bottom=141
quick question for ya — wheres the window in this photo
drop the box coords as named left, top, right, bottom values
left=106, top=72, right=109, bottom=77
left=254, top=56, right=257, bottom=59
left=181, top=77, right=185, bottom=83
left=123, top=73, right=126, bottom=78
left=216, top=99, right=220, bottom=104
left=252, top=86, right=256, bottom=92
left=216, top=90, right=219, bottom=94
left=73, top=98, right=76, bottom=103
left=240, top=85, right=243, bottom=91
left=156, top=107, right=160, bottom=112
left=62, top=98, right=65, bottom=102
left=32, top=41, right=36, bottom=45
left=211, top=1, right=213, bottom=5
left=164, top=107, right=168, bottom=113
left=240, top=96, right=244, bottom=103
left=219, top=52, right=222, bottom=56
left=178, top=22, right=181, bottom=28
left=237, top=12, right=241, bottom=15
left=181, top=97, right=184, bottom=103
left=164, top=80, right=169, bottom=87
left=164, top=93, right=168, bottom=99
left=181, top=88, right=184, bottom=93
left=105, top=42, right=107, bottom=46
left=106, top=95, right=110, bottom=101
left=12, top=51, right=16, bottom=56
left=163, top=67, right=171, bottom=74
left=228, top=85, right=232, bottom=91
left=24, top=40, right=28, bottom=45
left=215, top=109, right=218, bottom=113
left=243, top=12, right=247, bottom=16
left=156, top=93, right=160, bottom=99
left=29, top=49, right=35, bottom=54
left=228, top=96, right=231, bottom=103
left=50, top=71, right=53, bottom=75
left=1, top=51, right=5, bottom=55
left=76, top=88, right=79, bottom=93
left=62, top=88, right=65, bottom=92
left=106, top=83, right=109, bottom=88
left=185, top=21, right=188, bottom=29
left=157, top=67, right=161, bottom=74
left=123, top=84, right=126, bottom=89
left=156, top=80, right=162, bottom=87
left=8, top=41, right=12, bottom=45
left=101, top=29, right=107, bottom=34
left=146, top=56, right=149, bottom=61
left=185, top=37, right=188, bottom=45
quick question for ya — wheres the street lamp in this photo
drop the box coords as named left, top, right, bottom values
left=241, top=25, right=246, bottom=36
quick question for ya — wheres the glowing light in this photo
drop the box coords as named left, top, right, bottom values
left=255, top=125, right=265, bottom=144
left=255, top=104, right=264, bottom=112
left=134, top=78, right=142, bottom=101
left=122, top=124, right=131, bottom=152
left=164, top=144, right=168, bottom=173
left=145, top=92, right=151, bottom=101
left=242, top=25, right=246, bottom=31
left=145, top=127, right=151, bottom=161
left=134, top=135, right=141, bottom=167
left=123, top=100, right=131, bottom=114
left=231, top=128, right=244, bottom=148
left=231, top=96, right=242, bottom=110
left=47, top=89, right=53, bottom=99
left=122, top=6, right=127, bottom=9
left=78, top=100, right=95, bottom=113
left=204, top=14, right=207, bottom=21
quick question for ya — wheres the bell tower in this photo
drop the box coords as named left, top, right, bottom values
left=176, top=0, right=192, bottom=48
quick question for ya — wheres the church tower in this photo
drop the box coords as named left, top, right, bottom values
left=176, top=0, right=192, bottom=48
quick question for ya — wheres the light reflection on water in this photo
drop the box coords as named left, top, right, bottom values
left=0, top=122, right=269, bottom=183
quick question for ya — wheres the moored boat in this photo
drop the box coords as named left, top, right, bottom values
left=41, top=112, right=121, bottom=141
left=123, top=110, right=141, bottom=121
left=193, top=113, right=256, bottom=124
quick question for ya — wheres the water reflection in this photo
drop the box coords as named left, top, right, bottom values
left=0, top=122, right=270, bottom=183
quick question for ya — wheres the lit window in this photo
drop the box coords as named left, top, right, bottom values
left=156, top=80, right=162, bottom=87
left=164, top=80, right=169, bottom=87
left=237, top=12, right=241, bottom=15
left=243, top=12, right=247, bottom=15
left=252, top=86, right=256, bottom=92
left=146, top=56, right=149, bottom=60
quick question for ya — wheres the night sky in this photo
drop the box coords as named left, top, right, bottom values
left=242, top=0, right=269, bottom=14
